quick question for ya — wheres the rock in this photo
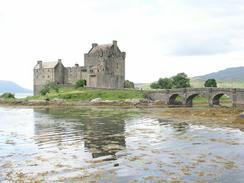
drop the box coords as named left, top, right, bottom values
left=51, top=98, right=65, bottom=104
left=124, top=99, right=141, bottom=105
left=90, top=98, right=103, bottom=104
left=28, top=100, right=47, bottom=105
left=153, top=100, right=164, bottom=105
left=233, top=112, right=244, bottom=124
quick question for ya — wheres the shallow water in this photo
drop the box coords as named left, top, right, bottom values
left=0, top=106, right=244, bottom=182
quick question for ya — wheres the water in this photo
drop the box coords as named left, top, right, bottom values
left=15, top=93, right=33, bottom=98
left=0, top=106, right=244, bottom=182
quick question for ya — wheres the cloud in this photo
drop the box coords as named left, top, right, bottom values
left=151, top=0, right=244, bottom=56
left=1, top=0, right=244, bottom=88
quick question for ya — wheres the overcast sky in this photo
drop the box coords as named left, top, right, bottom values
left=1, top=0, right=244, bottom=89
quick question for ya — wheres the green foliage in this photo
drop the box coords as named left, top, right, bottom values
left=40, top=82, right=60, bottom=96
left=0, top=92, right=15, bottom=99
left=158, top=78, right=173, bottom=89
left=124, top=80, right=135, bottom=89
left=40, top=86, right=50, bottom=96
left=172, top=73, right=190, bottom=88
left=204, top=79, right=217, bottom=87
left=75, top=80, right=86, bottom=89
left=151, top=73, right=190, bottom=89
left=150, top=82, right=160, bottom=89
left=48, top=82, right=60, bottom=92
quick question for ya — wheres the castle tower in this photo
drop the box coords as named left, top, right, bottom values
left=84, top=40, right=126, bottom=88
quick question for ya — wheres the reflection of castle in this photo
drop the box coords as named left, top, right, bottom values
left=33, top=40, right=126, bottom=95
left=33, top=108, right=126, bottom=158
left=83, top=118, right=126, bottom=158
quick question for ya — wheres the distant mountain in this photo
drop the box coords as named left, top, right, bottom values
left=194, top=67, right=244, bottom=81
left=0, top=80, right=32, bottom=93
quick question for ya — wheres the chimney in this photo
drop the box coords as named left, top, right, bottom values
left=113, top=40, right=117, bottom=48
left=75, top=63, right=79, bottom=67
left=92, top=43, right=98, bottom=48
left=37, top=60, right=42, bottom=68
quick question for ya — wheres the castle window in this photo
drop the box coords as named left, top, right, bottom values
left=48, top=75, right=50, bottom=78
left=117, top=63, right=119, bottom=69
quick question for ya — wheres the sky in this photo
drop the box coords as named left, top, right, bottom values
left=1, top=0, right=244, bottom=89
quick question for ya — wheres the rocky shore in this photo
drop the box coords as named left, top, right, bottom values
left=0, top=98, right=164, bottom=107
left=1, top=97, right=244, bottom=127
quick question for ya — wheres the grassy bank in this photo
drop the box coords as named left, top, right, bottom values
left=27, top=87, right=145, bottom=101
left=25, top=86, right=232, bottom=106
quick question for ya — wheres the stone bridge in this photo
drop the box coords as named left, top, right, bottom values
left=146, top=88, right=244, bottom=107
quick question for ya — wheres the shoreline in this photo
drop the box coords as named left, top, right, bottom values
left=1, top=98, right=244, bottom=129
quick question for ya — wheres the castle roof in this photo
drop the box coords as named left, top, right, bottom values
left=34, top=61, right=59, bottom=69
left=88, top=44, right=113, bottom=55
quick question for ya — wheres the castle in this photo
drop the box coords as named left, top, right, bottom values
left=34, top=40, right=126, bottom=95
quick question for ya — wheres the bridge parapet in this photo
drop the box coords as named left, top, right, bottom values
left=145, top=87, right=244, bottom=108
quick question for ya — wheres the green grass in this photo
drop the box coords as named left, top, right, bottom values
left=27, top=87, right=145, bottom=101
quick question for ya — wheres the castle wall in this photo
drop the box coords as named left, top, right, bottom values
left=34, top=41, right=126, bottom=95
left=34, top=68, right=55, bottom=95
left=64, top=66, right=88, bottom=85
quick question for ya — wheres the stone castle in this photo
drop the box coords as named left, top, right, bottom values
left=34, top=40, right=126, bottom=95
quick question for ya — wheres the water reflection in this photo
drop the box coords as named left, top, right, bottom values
left=33, top=108, right=127, bottom=158
left=0, top=106, right=244, bottom=182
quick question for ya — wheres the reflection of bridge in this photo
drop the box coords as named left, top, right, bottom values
left=146, top=88, right=244, bottom=107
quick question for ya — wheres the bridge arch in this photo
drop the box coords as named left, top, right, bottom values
left=185, top=93, right=200, bottom=107
left=211, top=93, right=232, bottom=106
left=168, top=94, right=183, bottom=105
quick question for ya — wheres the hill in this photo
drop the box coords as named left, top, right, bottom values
left=194, top=67, right=244, bottom=81
left=0, top=80, right=32, bottom=93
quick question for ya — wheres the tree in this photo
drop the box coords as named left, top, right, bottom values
left=158, top=78, right=173, bottom=89
left=75, top=80, right=86, bottom=88
left=150, top=82, right=160, bottom=89
left=124, top=80, right=135, bottom=89
left=204, top=79, right=217, bottom=87
left=172, top=73, right=190, bottom=88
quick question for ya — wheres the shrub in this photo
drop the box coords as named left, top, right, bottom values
left=150, top=82, right=160, bottom=89
left=48, top=82, right=60, bottom=92
left=40, top=86, right=50, bottom=96
left=39, top=82, right=60, bottom=96
left=75, top=80, right=86, bottom=88
left=204, top=79, right=217, bottom=87
left=0, top=92, right=15, bottom=99
left=124, top=80, right=135, bottom=89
